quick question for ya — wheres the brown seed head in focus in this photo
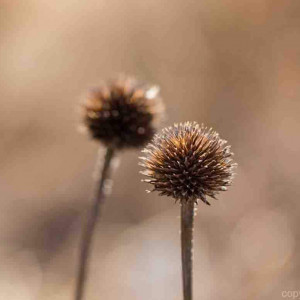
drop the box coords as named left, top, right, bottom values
left=140, top=122, right=236, bottom=205
left=82, top=76, right=164, bottom=149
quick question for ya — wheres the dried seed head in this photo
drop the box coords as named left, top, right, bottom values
left=140, top=122, right=236, bottom=205
left=82, top=76, right=164, bottom=149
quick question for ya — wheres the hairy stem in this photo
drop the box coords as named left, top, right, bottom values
left=181, top=200, right=194, bottom=300
left=75, top=146, right=115, bottom=300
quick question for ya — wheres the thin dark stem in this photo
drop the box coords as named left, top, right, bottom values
left=75, top=146, right=115, bottom=300
left=181, top=200, right=194, bottom=300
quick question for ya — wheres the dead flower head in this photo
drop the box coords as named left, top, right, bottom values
left=140, top=122, right=236, bottom=205
left=82, top=76, right=164, bottom=149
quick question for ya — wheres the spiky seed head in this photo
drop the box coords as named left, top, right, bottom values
left=140, top=122, right=236, bottom=205
left=81, top=76, right=164, bottom=149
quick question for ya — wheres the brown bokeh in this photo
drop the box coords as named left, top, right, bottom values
left=0, top=1, right=300, bottom=299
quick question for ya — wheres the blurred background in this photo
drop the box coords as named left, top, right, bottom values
left=1, top=0, right=300, bottom=299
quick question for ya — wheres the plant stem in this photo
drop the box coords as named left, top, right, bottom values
left=181, top=200, right=194, bottom=300
left=75, top=146, right=115, bottom=300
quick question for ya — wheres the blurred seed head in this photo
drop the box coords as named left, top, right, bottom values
left=140, top=122, right=236, bottom=205
left=81, top=76, right=164, bottom=149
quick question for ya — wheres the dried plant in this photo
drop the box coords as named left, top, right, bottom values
left=82, top=76, right=164, bottom=149
left=75, top=76, right=164, bottom=300
left=140, top=121, right=236, bottom=300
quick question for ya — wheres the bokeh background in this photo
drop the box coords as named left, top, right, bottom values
left=1, top=0, right=300, bottom=299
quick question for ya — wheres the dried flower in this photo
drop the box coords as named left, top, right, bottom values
left=82, top=76, right=164, bottom=149
left=140, top=122, right=236, bottom=205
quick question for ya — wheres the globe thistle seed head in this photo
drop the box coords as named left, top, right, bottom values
left=140, top=122, right=236, bottom=205
left=82, top=76, right=164, bottom=149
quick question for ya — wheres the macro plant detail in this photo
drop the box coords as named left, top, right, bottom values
left=82, top=76, right=164, bottom=149
left=140, top=121, right=236, bottom=300
left=75, top=76, right=164, bottom=300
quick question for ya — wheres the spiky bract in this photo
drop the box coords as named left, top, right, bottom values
left=82, top=77, right=164, bottom=149
left=140, top=122, right=236, bottom=205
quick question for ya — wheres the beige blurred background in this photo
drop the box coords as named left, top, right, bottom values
left=1, top=0, right=300, bottom=299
